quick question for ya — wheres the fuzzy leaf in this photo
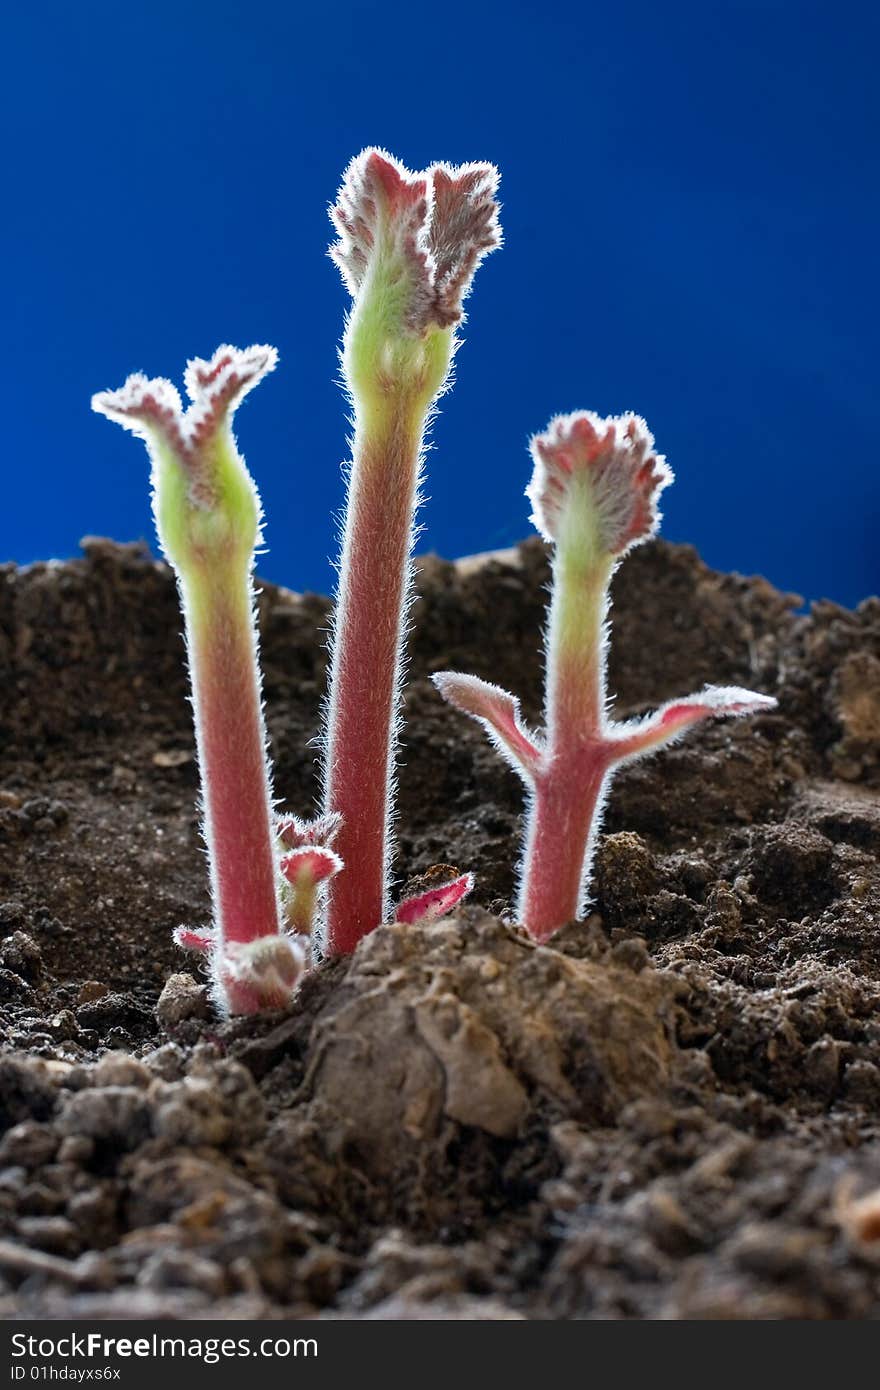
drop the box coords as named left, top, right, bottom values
left=432, top=671, right=541, bottom=780
left=277, top=811, right=343, bottom=851
left=173, top=925, right=215, bottom=955
left=329, top=148, right=501, bottom=334
left=92, top=345, right=277, bottom=518
left=428, top=163, right=503, bottom=327
left=280, top=844, right=343, bottom=887
left=609, top=685, right=778, bottom=762
left=395, top=872, right=474, bottom=926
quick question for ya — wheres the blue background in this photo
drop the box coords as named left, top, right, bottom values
left=2, top=1, right=877, bottom=606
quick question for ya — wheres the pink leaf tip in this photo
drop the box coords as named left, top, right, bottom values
left=395, top=871, right=474, bottom=926
left=429, top=162, right=502, bottom=327
left=173, top=925, right=215, bottom=955
left=92, top=344, right=278, bottom=509
left=280, top=844, right=343, bottom=887
left=329, top=148, right=501, bottom=333
left=527, top=411, right=672, bottom=554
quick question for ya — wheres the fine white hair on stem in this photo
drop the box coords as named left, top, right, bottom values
left=513, top=768, right=614, bottom=925
left=316, top=464, right=424, bottom=946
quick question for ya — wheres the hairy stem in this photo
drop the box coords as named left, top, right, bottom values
left=520, top=758, right=610, bottom=942
left=322, top=392, right=427, bottom=954
left=518, top=532, right=613, bottom=938
left=324, top=149, right=499, bottom=954
left=183, top=558, right=280, bottom=948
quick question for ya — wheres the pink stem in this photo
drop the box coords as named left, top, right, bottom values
left=185, top=564, right=280, bottom=947
left=323, top=407, right=420, bottom=954
left=521, top=753, right=610, bottom=942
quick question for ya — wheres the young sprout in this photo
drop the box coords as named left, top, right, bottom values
left=277, top=812, right=343, bottom=965
left=434, top=412, right=777, bottom=942
left=322, top=149, right=501, bottom=954
left=92, top=346, right=308, bottom=1015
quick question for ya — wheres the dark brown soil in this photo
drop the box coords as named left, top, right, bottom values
left=0, top=535, right=878, bottom=1319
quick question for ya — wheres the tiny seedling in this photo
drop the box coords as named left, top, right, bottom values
left=277, top=811, right=343, bottom=967
left=92, top=346, right=310, bottom=1014
left=321, top=149, right=501, bottom=954
left=434, top=411, right=777, bottom=942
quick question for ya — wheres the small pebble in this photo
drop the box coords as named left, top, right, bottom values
left=156, top=973, right=210, bottom=1027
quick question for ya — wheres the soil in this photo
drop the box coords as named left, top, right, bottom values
left=0, top=535, right=879, bottom=1320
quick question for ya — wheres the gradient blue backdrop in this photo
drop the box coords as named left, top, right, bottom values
left=2, top=1, right=876, bottom=606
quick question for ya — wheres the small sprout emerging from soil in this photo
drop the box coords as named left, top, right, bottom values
left=322, top=149, right=501, bottom=956
left=92, top=346, right=309, bottom=1015
left=277, top=813, right=343, bottom=963
left=434, top=411, right=777, bottom=941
